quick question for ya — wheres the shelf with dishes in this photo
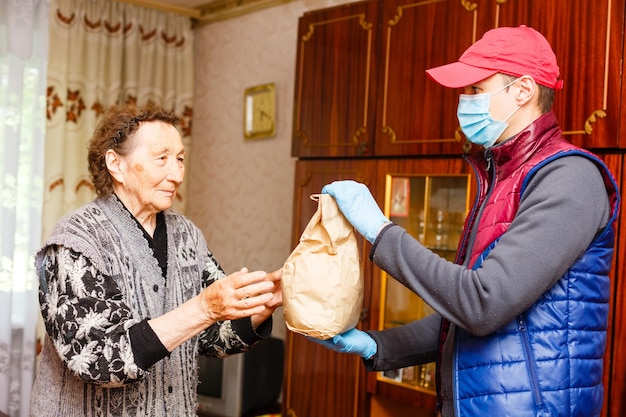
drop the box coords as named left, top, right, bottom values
left=377, top=173, right=471, bottom=394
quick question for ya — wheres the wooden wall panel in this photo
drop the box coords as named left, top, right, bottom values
left=600, top=153, right=625, bottom=417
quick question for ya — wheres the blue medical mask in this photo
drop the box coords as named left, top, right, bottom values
left=457, top=79, right=521, bottom=148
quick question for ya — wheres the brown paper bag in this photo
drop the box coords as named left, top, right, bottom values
left=282, top=194, right=363, bottom=340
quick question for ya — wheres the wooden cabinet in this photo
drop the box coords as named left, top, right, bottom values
left=292, top=0, right=626, bottom=158
left=291, top=1, right=380, bottom=157
left=283, top=157, right=475, bottom=417
left=284, top=159, right=377, bottom=417
left=373, top=0, right=476, bottom=156
left=375, top=0, right=625, bottom=154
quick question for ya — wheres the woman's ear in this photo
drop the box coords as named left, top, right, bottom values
left=105, top=149, right=124, bottom=183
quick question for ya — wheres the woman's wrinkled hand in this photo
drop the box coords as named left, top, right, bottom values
left=264, top=268, right=283, bottom=309
left=250, top=268, right=283, bottom=329
left=199, top=267, right=274, bottom=323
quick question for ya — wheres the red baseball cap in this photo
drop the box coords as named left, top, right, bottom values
left=426, top=25, right=563, bottom=89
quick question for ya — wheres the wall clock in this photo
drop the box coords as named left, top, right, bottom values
left=244, top=83, right=276, bottom=139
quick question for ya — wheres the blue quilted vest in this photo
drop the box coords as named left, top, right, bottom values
left=445, top=112, right=620, bottom=417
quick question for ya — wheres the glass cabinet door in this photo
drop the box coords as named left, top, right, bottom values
left=377, top=173, right=471, bottom=393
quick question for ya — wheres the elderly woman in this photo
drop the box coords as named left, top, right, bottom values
left=30, top=103, right=282, bottom=416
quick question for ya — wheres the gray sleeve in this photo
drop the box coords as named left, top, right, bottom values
left=371, top=155, right=610, bottom=336
left=364, top=313, right=441, bottom=371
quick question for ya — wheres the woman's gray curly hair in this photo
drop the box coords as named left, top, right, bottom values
left=87, top=102, right=179, bottom=196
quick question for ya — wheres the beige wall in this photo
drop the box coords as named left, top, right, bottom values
left=187, top=0, right=353, bottom=338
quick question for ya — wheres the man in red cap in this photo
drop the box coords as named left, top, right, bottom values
left=312, top=26, right=620, bottom=416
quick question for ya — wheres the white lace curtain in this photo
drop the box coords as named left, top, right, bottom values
left=42, top=0, right=195, bottom=240
left=0, top=0, right=49, bottom=416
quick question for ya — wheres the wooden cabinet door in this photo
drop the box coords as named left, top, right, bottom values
left=374, top=0, right=477, bottom=156
left=375, top=0, right=625, bottom=154
left=291, top=1, right=380, bottom=158
left=284, top=159, right=377, bottom=417
left=494, top=0, right=625, bottom=149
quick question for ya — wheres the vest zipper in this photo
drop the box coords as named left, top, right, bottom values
left=485, top=149, right=492, bottom=172
left=517, top=315, right=548, bottom=416
left=464, top=150, right=495, bottom=264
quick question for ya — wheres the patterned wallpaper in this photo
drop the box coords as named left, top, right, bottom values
left=187, top=0, right=353, bottom=338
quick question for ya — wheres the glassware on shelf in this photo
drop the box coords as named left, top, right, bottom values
left=416, top=209, right=425, bottom=243
left=432, top=209, right=448, bottom=249
left=378, top=173, right=471, bottom=394
left=418, top=363, right=436, bottom=389
left=401, top=365, right=418, bottom=385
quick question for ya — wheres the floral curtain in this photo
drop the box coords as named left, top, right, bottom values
left=0, top=0, right=49, bottom=416
left=42, top=0, right=195, bottom=240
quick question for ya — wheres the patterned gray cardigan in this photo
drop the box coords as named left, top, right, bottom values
left=30, top=195, right=266, bottom=416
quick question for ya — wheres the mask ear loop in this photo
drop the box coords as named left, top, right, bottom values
left=495, top=76, right=532, bottom=123
left=503, top=105, right=522, bottom=122
left=490, top=76, right=521, bottom=97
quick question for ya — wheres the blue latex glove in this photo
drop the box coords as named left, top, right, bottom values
left=322, top=180, right=389, bottom=243
left=308, top=328, right=377, bottom=359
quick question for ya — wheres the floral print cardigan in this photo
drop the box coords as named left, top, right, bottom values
left=30, top=195, right=270, bottom=417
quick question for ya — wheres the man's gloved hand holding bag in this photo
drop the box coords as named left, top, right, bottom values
left=282, top=194, right=363, bottom=340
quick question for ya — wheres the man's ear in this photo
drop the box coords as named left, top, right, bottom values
left=515, top=76, right=537, bottom=106
left=105, top=149, right=124, bottom=183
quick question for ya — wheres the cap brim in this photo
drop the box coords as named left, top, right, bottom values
left=425, top=61, right=498, bottom=88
